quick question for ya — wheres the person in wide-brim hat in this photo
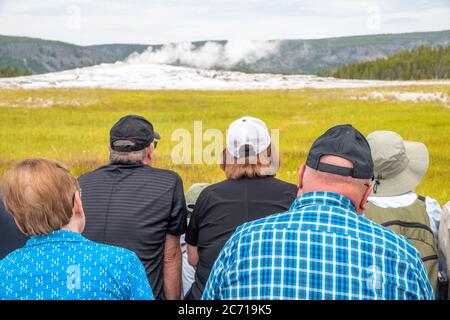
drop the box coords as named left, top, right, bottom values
left=367, top=130, right=429, bottom=197
left=181, top=183, right=210, bottom=297
left=365, top=130, right=442, bottom=294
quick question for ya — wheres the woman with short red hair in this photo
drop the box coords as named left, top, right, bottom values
left=0, top=158, right=154, bottom=300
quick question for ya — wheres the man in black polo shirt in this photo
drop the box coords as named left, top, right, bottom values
left=78, top=115, right=187, bottom=300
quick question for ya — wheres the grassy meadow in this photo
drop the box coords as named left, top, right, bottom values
left=0, top=86, right=449, bottom=204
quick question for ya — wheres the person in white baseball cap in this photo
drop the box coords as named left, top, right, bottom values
left=222, top=116, right=279, bottom=177
left=184, top=116, right=297, bottom=300
left=226, top=116, right=271, bottom=158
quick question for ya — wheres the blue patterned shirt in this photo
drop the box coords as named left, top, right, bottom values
left=202, top=192, right=433, bottom=300
left=0, top=230, right=154, bottom=300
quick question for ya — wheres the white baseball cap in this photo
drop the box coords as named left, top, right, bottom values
left=226, top=116, right=271, bottom=158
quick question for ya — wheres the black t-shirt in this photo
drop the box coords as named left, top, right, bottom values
left=0, top=198, right=28, bottom=259
left=78, top=162, right=187, bottom=300
left=185, top=176, right=297, bottom=300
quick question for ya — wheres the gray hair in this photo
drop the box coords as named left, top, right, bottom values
left=109, top=140, right=147, bottom=164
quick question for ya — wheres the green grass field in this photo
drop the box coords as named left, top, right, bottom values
left=0, top=86, right=449, bottom=204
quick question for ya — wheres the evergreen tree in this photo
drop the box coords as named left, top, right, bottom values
left=322, top=45, right=450, bottom=80
left=0, top=66, right=32, bottom=78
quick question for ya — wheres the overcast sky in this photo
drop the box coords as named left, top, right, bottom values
left=0, top=0, right=449, bottom=45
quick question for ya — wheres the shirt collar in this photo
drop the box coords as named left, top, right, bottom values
left=368, top=191, right=417, bottom=209
left=290, top=191, right=357, bottom=212
left=107, top=162, right=146, bottom=169
left=25, top=230, right=87, bottom=247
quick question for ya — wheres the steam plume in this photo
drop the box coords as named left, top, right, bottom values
left=126, top=39, right=279, bottom=69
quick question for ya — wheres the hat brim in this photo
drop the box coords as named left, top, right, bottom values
left=371, top=141, right=429, bottom=197
left=153, top=131, right=160, bottom=140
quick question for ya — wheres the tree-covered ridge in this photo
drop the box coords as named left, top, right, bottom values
left=323, top=45, right=450, bottom=80
left=1, top=30, right=449, bottom=75
left=0, top=66, right=32, bottom=78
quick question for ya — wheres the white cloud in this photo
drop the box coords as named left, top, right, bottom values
left=0, top=0, right=448, bottom=45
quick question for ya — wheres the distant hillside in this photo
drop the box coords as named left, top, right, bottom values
left=0, top=30, right=449, bottom=75
left=242, top=30, right=450, bottom=74
left=86, top=43, right=153, bottom=63
left=0, top=35, right=148, bottom=74
left=322, top=45, right=450, bottom=80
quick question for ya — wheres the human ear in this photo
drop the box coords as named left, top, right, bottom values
left=72, top=190, right=85, bottom=219
left=359, top=183, right=373, bottom=213
left=147, top=144, right=154, bottom=161
left=72, top=190, right=86, bottom=232
left=297, top=164, right=306, bottom=197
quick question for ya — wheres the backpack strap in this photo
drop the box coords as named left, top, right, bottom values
left=417, top=195, right=426, bottom=202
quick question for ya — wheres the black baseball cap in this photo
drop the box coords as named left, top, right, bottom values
left=306, top=124, right=374, bottom=179
left=110, top=115, right=160, bottom=152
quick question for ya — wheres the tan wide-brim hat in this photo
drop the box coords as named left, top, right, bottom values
left=367, top=131, right=429, bottom=197
left=185, top=183, right=211, bottom=213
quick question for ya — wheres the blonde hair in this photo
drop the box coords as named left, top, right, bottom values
left=0, top=158, right=79, bottom=236
left=220, top=144, right=280, bottom=180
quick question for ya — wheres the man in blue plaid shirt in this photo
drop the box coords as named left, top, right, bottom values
left=202, top=125, right=433, bottom=300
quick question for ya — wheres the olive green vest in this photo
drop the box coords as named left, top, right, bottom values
left=365, top=196, right=439, bottom=295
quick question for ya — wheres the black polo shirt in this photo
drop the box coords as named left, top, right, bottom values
left=78, top=162, right=187, bottom=300
left=185, top=176, right=298, bottom=300
left=0, top=198, right=28, bottom=259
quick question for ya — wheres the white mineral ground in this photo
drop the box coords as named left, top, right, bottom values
left=0, top=62, right=449, bottom=107
left=0, top=62, right=449, bottom=90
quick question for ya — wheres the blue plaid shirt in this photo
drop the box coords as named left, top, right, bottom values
left=0, top=230, right=154, bottom=300
left=202, top=192, right=433, bottom=300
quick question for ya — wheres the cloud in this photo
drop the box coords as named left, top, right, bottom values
left=0, top=0, right=449, bottom=45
